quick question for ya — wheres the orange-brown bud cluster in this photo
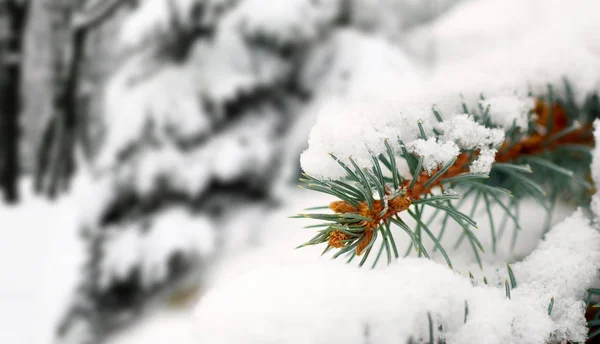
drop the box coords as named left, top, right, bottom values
left=328, top=230, right=351, bottom=248
left=356, top=230, right=373, bottom=256
left=329, top=200, right=358, bottom=214
left=328, top=196, right=412, bottom=255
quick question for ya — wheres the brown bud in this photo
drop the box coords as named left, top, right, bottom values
left=329, top=201, right=358, bottom=214
left=389, top=196, right=411, bottom=213
left=356, top=230, right=374, bottom=256
left=328, top=230, right=350, bottom=248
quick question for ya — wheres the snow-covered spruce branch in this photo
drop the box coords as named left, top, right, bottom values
left=296, top=83, right=598, bottom=268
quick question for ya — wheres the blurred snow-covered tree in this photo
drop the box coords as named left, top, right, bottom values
left=55, top=0, right=465, bottom=343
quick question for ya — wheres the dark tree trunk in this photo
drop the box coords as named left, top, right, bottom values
left=0, top=0, right=29, bottom=203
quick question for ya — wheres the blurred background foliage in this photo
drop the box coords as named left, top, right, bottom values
left=0, top=0, right=471, bottom=343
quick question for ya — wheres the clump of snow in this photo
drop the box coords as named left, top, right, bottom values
left=436, top=114, right=503, bottom=174
left=515, top=210, right=600, bottom=299
left=129, top=145, right=196, bottom=197
left=407, top=138, right=460, bottom=174
left=300, top=90, right=512, bottom=179
left=300, top=106, right=505, bottom=179
left=511, top=209, right=600, bottom=342
left=469, top=148, right=497, bottom=174
left=210, top=111, right=279, bottom=183
left=99, top=65, right=210, bottom=169
left=481, top=95, right=535, bottom=129
left=191, top=31, right=290, bottom=104
left=299, top=98, right=402, bottom=180
left=120, top=0, right=196, bottom=48
left=298, top=29, right=423, bottom=180
left=437, top=114, right=504, bottom=151
left=118, top=143, right=212, bottom=199
left=99, top=209, right=216, bottom=289
left=119, top=0, right=236, bottom=48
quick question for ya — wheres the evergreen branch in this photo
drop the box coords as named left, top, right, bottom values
left=297, top=84, right=598, bottom=269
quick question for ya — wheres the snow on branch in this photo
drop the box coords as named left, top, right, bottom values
left=99, top=208, right=216, bottom=289
left=98, top=65, right=210, bottom=169
left=119, top=0, right=236, bottom=48
left=300, top=10, right=600, bottom=180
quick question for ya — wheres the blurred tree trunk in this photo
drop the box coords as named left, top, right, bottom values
left=0, top=0, right=29, bottom=203
left=34, top=0, right=126, bottom=198
left=34, top=0, right=81, bottom=197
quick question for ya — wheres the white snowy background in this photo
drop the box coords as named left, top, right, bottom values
left=2, top=0, right=600, bottom=343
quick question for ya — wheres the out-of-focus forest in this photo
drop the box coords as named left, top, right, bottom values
left=0, top=0, right=486, bottom=343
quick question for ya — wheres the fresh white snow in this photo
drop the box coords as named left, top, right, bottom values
left=98, top=208, right=216, bottom=290
left=480, top=95, right=535, bottom=129
left=0, top=180, right=83, bottom=344
left=407, top=138, right=460, bottom=174
left=300, top=0, right=600, bottom=180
